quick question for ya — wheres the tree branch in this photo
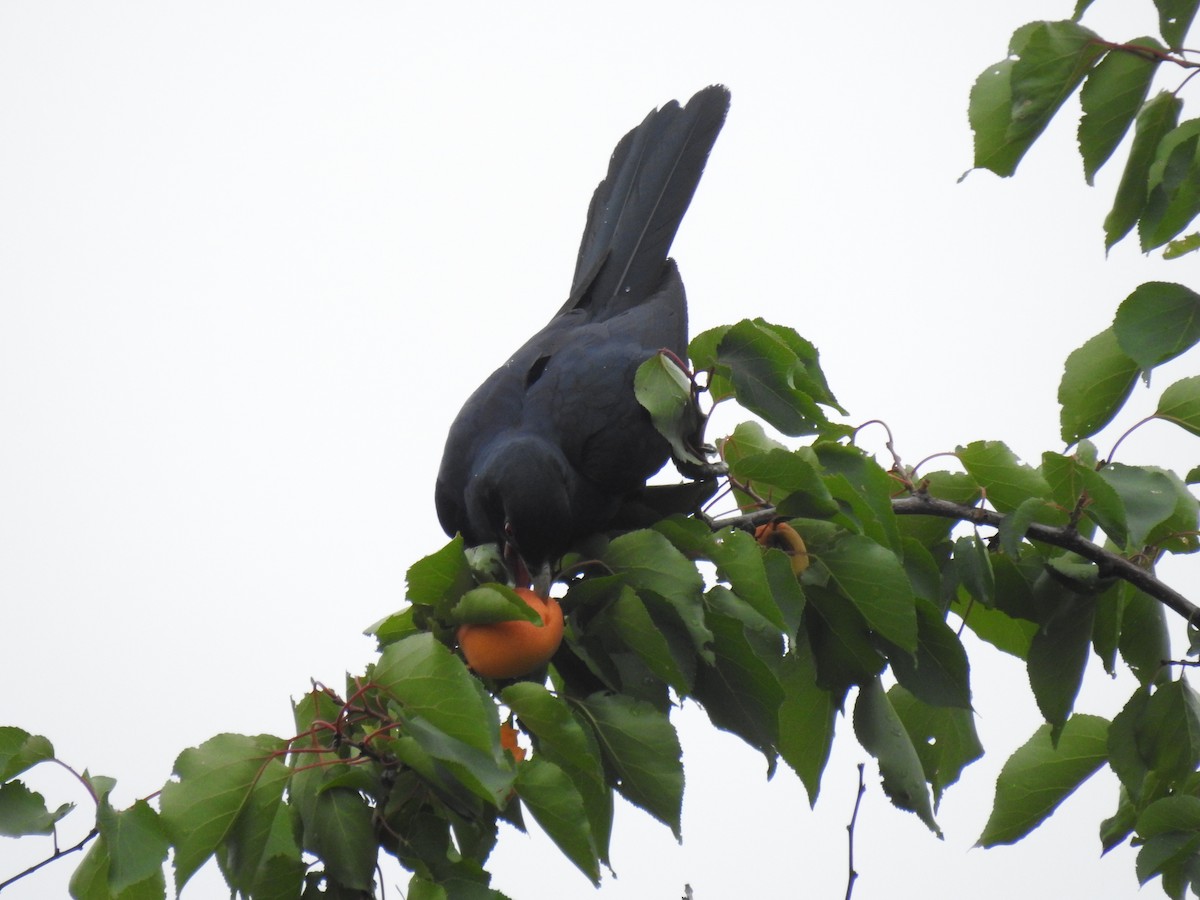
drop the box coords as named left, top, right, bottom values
left=0, top=828, right=98, bottom=892
left=891, top=493, right=1200, bottom=625
left=706, top=493, right=1200, bottom=625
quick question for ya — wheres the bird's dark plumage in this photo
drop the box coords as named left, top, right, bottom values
left=436, top=86, right=730, bottom=577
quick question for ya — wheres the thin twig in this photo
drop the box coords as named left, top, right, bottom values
left=1093, top=38, right=1200, bottom=67
left=0, top=828, right=98, bottom=892
left=846, top=763, right=866, bottom=900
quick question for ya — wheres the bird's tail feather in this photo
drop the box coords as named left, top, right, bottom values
left=565, top=85, right=730, bottom=315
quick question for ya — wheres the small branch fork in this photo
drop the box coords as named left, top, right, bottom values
left=0, top=828, right=98, bottom=892
left=845, top=763, right=866, bottom=900
left=707, top=492, right=1200, bottom=626
left=1094, top=38, right=1200, bottom=69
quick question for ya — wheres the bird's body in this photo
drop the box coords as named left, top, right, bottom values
left=436, top=86, right=730, bottom=576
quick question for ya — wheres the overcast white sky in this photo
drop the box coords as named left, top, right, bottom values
left=2, top=2, right=1196, bottom=898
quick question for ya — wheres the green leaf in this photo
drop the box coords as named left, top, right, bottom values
left=688, top=324, right=729, bottom=376
left=0, top=728, right=55, bottom=781
left=998, top=496, right=1053, bottom=557
left=977, top=714, right=1109, bottom=846
left=1097, top=463, right=1178, bottom=547
left=971, top=21, right=1104, bottom=176
left=364, top=606, right=420, bottom=648
left=754, top=319, right=844, bottom=413
left=711, top=319, right=841, bottom=436
left=888, top=598, right=973, bottom=710
left=406, top=536, right=475, bottom=607
left=708, top=527, right=786, bottom=631
left=952, top=532, right=996, bottom=607
left=1027, top=594, right=1096, bottom=733
left=450, top=584, right=542, bottom=625
left=1009, top=21, right=1105, bottom=139
left=1106, top=91, right=1182, bottom=249
left=217, top=788, right=302, bottom=900
left=1114, top=281, right=1200, bottom=372
left=1107, top=689, right=1151, bottom=803
left=1139, top=119, right=1200, bottom=250
left=601, top=529, right=711, bottom=662
left=393, top=714, right=514, bottom=808
left=1139, top=795, right=1200, bottom=837
left=853, top=676, right=941, bottom=836
left=578, top=693, right=683, bottom=839
left=1119, top=585, right=1171, bottom=685
left=373, top=632, right=498, bottom=756
left=634, top=352, right=707, bottom=466
left=1093, top=581, right=1125, bottom=674
left=822, top=534, right=917, bottom=652
left=1061, top=361, right=1134, bottom=457
left=970, top=57, right=1023, bottom=176
left=693, top=587, right=785, bottom=758
left=159, top=733, right=288, bottom=892
left=954, top=597, right=1037, bottom=659
left=728, top=448, right=837, bottom=517
left=956, top=440, right=1057, bottom=516
left=716, top=419, right=787, bottom=463
left=889, top=686, right=983, bottom=809
left=0, top=779, right=73, bottom=836
left=1157, top=375, right=1200, bottom=437
left=515, top=758, right=600, bottom=884
left=1154, top=0, right=1200, bottom=48
left=778, top=636, right=836, bottom=806
left=1101, top=787, right=1138, bottom=853
left=299, top=785, right=376, bottom=892
left=97, top=799, right=169, bottom=894
left=502, top=683, right=612, bottom=864
left=1078, top=39, right=1163, bottom=184
left=1165, top=231, right=1200, bottom=258
left=69, top=835, right=166, bottom=900
left=1135, top=795, right=1200, bottom=890
left=599, top=585, right=692, bottom=693
left=1046, top=453, right=1128, bottom=547
left=763, top=547, right=807, bottom=639
left=804, top=584, right=886, bottom=697
left=815, top=443, right=902, bottom=552
left=1140, top=679, right=1200, bottom=789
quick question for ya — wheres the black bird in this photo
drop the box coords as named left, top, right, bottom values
left=435, top=85, right=730, bottom=582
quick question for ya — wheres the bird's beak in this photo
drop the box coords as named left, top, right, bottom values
left=503, top=538, right=533, bottom=589
left=531, top=562, right=553, bottom=598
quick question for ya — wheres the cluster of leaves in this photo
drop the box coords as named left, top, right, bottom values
left=8, top=7, right=1200, bottom=893
left=970, top=4, right=1200, bottom=257
left=5, top=303, right=1200, bottom=899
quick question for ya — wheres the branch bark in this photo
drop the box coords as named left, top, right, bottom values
left=706, top=493, right=1200, bottom=626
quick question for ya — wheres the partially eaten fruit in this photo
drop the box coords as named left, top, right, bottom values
left=754, top=521, right=810, bottom=576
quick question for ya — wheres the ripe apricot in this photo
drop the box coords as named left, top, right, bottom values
left=457, top=587, right=564, bottom=679
left=500, top=720, right=527, bottom=762
left=754, top=521, right=810, bottom=576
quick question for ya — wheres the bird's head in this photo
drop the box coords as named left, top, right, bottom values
left=465, top=435, right=574, bottom=586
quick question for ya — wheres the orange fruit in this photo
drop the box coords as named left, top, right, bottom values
left=457, top=587, right=565, bottom=679
left=754, top=521, right=810, bottom=576
left=500, top=720, right=527, bottom=762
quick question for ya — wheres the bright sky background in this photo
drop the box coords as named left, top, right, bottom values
left=2, top=2, right=1196, bottom=898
